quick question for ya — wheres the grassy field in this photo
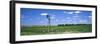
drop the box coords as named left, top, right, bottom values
left=21, top=24, right=92, bottom=36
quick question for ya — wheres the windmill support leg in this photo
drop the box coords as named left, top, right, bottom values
left=48, top=19, right=51, bottom=32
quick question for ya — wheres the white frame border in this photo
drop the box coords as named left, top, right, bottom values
left=15, top=3, right=96, bottom=41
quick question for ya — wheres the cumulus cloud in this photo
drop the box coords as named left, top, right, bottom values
left=75, top=11, right=81, bottom=14
left=68, top=12, right=74, bottom=14
left=40, top=13, right=48, bottom=16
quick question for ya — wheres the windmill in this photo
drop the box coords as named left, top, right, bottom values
left=41, top=13, right=51, bottom=30
left=46, top=15, right=51, bottom=27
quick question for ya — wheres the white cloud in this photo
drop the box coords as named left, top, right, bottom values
left=64, top=11, right=74, bottom=14
left=79, top=20, right=87, bottom=24
left=64, top=11, right=67, bottom=13
left=75, top=11, right=81, bottom=14
left=64, top=11, right=81, bottom=15
left=40, top=13, right=48, bottom=16
left=55, top=19, right=59, bottom=22
left=51, top=17, right=55, bottom=19
left=50, top=15, right=55, bottom=19
left=88, top=16, right=92, bottom=18
left=72, top=14, right=79, bottom=18
left=68, top=12, right=74, bottom=14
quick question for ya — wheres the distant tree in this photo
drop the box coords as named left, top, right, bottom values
left=58, top=24, right=65, bottom=26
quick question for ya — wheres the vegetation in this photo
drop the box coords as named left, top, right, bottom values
left=21, top=24, right=92, bottom=36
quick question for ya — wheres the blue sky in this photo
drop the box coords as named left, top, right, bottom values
left=21, top=8, right=92, bottom=26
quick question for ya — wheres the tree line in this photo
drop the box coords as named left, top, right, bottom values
left=58, top=24, right=91, bottom=26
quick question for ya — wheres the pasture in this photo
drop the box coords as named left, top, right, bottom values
left=21, top=24, right=92, bottom=35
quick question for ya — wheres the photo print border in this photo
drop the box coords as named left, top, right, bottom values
left=10, top=1, right=97, bottom=43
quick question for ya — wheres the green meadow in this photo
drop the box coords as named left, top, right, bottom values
left=21, top=24, right=92, bottom=36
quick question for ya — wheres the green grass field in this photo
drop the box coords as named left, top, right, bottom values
left=21, top=24, right=92, bottom=36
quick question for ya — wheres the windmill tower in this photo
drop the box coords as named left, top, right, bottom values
left=40, top=13, right=51, bottom=31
